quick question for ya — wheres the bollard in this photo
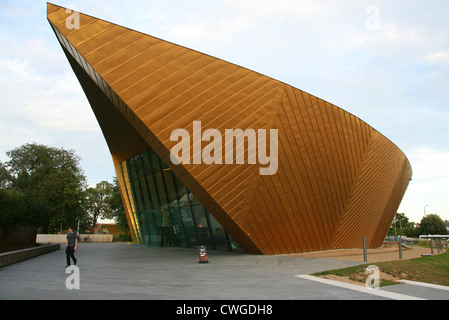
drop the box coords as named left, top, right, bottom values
left=363, top=236, right=367, bottom=263
left=198, top=245, right=209, bottom=263
left=399, top=237, right=403, bottom=259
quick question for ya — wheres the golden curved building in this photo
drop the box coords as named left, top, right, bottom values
left=48, top=3, right=412, bottom=255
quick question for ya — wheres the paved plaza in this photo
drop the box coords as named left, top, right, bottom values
left=0, top=242, right=448, bottom=300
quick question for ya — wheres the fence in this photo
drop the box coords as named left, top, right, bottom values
left=384, top=235, right=414, bottom=245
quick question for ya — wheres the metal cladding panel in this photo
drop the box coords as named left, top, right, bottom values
left=48, top=3, right=412, bottom=254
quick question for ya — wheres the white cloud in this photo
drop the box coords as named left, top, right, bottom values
left=169, top=14, right=254, bottom=46
left=398, top=148, right=449, bottom=222
left=22, top=95, right=99, bottom=132
left=409, top=149, right=449, bottom=183
left=0, top=39, right=99, bottom=132
left=425, top=51, right=449, bottom=66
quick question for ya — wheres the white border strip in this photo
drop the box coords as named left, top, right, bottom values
left=296, top=275, right=425, bottom=300
left=397, top=280, right=449, bottom=291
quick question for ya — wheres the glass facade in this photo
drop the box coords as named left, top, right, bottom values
left=119, top=149, right=242, bottom=252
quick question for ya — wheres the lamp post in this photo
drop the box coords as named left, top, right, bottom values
left=423, top=204, right=429, bottom=217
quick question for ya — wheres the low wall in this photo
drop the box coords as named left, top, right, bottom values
left=36, top=234, right=113, bottom=243
left=0, top=244, right=60, bottom=268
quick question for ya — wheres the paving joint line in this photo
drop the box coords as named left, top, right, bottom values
left=397, top=280, right=449, bottom=291
left=295, top=274, right=426, bottom=300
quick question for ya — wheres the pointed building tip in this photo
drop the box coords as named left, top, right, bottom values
left=47, top=2, right=63, bottom=16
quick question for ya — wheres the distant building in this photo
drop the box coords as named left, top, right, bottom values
left=94, top=223, right=120, bottom=235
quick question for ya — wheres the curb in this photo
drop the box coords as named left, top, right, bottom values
left=0, top=244, right=60, bottom=268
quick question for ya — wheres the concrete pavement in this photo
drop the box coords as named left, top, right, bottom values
left=0, top=242, right=447, bottom=300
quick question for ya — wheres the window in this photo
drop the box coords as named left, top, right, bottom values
left=122, top=149, right=235, bottom=252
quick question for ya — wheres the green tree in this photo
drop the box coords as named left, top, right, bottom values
left=3, top=143, right=86, bottom=232
left=84, top=180, right=114, bottom=231
left=107, top=177, right=129, bottom=239
left=388, top=213, right=420, bottom=237
left=419, top=214, right=448, bottom=235
left=403, top=220, right=420, bottom=238
left=0, top=161, right=11, bottom=189
left=0, top=188, right=27, bottom=226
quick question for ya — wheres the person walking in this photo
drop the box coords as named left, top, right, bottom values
left=66, top=227, right=78, bottom=268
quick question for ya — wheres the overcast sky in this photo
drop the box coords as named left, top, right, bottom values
left=1, top=0, right=448, bottom=224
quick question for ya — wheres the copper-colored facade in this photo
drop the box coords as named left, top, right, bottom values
left=48, top=3, right=412, bottom=255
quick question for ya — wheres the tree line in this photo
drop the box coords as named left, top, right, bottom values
left=388, top=212, right=448, bottom=237
left=0, top=143, right=129, bottom=237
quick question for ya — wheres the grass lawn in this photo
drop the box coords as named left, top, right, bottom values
left=312, top=248, right=449, bottom=287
